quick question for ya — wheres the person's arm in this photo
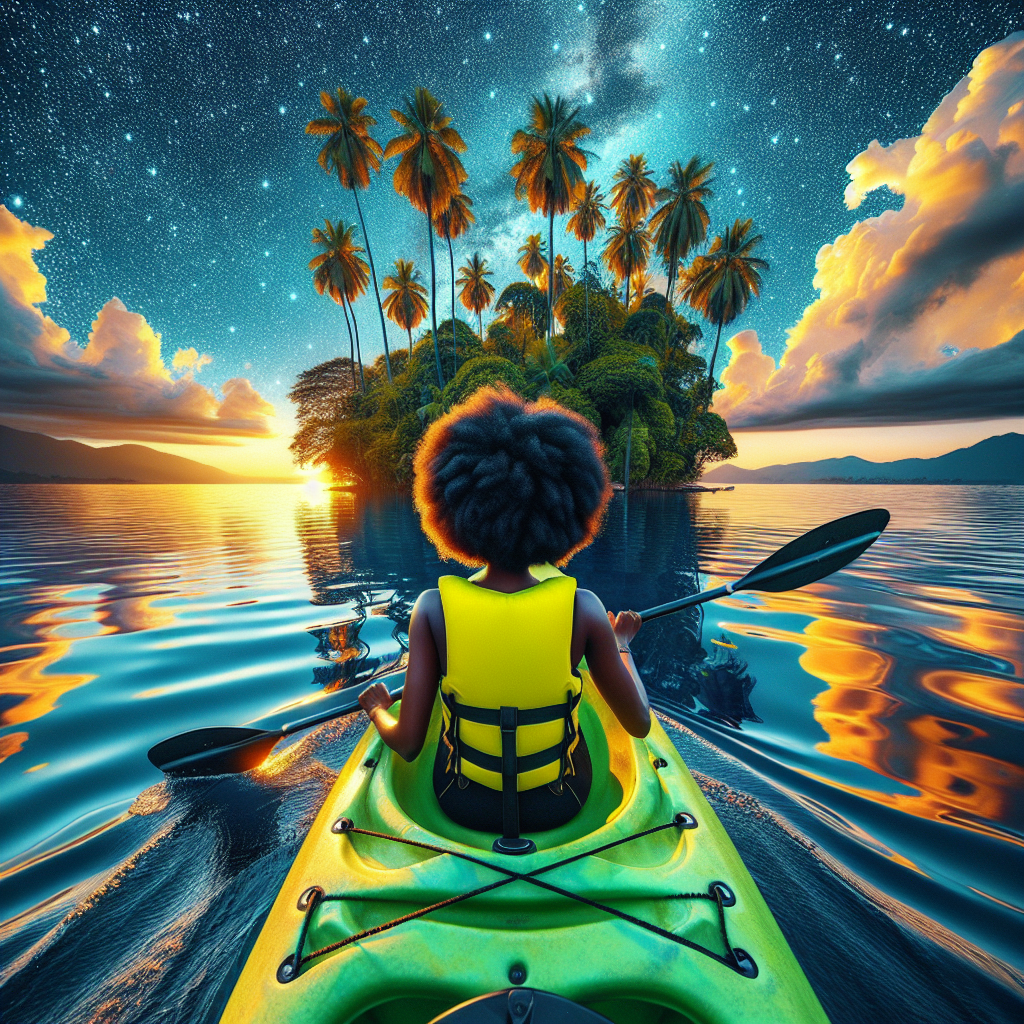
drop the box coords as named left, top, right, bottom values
left=578, top=589, right=651, bottom=737
left=358, top=589, right=442, bottom=761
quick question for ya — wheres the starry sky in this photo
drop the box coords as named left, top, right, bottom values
left=2, top=0, right=1022, bottom=472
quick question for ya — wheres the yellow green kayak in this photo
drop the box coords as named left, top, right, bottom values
left=219, top=672, right=828, bottom=1024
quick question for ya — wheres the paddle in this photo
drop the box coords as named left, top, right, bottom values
left=148, top=507, right=889, bottom=777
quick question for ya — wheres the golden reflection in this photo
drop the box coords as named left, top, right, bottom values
left=719, top=578, right=1024, bottom=841
left=0, top=484, right=309, bottom=760
left=921, top=670, right=1024, bottom=723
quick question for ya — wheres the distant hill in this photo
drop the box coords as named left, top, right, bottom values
left=702, top=433, right=1024, bottom=485
left=0, top=425, right=292, bottom=484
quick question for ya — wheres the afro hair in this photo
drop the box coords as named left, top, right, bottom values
left=413, top=386, right=612, bottom=571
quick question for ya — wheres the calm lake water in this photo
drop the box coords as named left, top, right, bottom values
left=0, top=483, right=1021, bottom=1023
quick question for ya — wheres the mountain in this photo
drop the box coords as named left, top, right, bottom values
left=0, top=425, right=292, bottom=484
left=702, top=433, right=1024, bottom=485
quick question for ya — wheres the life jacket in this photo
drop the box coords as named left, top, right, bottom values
left=438, top=573, right=583, bottom=797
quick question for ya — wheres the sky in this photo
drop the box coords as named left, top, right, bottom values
left=1, top=0, right=1022, bottom=475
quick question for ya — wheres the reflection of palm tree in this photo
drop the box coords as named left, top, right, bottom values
left=680, top=217, right=768, bottom=405
left=457, top=252, right=495, bottom=343
left=602, top=220, right=651, bottom=313
left=309, top=219, right=370, bottom=391
left=517, top=233, right=548, bottom=289
left=566, top=180, right=607, bottom=352
left=609, top=153, right=657, bottom=227
left=381, top=259, right=429, bottom=360
left=433, top=191, right=475, bottom=376
left=510, top=94, right=592, bottom=341
left=384, top=87, right=468, bottom=388
left=306, top=87, right=394, bottom=383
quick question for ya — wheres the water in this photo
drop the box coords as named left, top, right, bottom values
left=0, top=483, right=1021, bottom=1023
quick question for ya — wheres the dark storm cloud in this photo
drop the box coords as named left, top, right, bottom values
left=726, top=332, right=1024, bottom=429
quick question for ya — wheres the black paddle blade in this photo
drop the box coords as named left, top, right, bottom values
left=738, top=508, right=890, bottom=593
left=147, top=726, right=282, bottom=777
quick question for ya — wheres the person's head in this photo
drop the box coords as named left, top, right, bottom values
left=413, top=386, right=611, bottom=572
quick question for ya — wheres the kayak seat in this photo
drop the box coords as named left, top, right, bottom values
left=386, top=680, right=641, bottom=856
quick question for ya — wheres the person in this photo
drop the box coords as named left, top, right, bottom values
left=358, top=386, right=650, bottom=837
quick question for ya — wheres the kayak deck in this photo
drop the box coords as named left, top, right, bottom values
left=220, top=676, right=828, bottom=1024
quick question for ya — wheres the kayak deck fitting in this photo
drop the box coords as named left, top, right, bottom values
left=220, top=675, right=828, bottom=1024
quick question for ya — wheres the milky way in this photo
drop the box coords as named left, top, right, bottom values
left=2, top=0, right=1021, bottom=413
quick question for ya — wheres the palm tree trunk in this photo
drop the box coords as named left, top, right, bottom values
left=583, top=238, right=590, bottom=355
left=625, top=275, right=631, bottom=316
left=706, top=318, right=724, bottom=409
left=350, top=187, right=392, bottom=383
left=547, top=205, right=555, bottom=343
left=407, top=327, right=413, bottom=360
left=425, top=193, right=444, bottom=388
left=340, top=297, right=356, bottom=388
left=345, top=293, right=365, bottom=392
left=478, top=310, right=483, bottom=346
left=447, top=230, right=457, bottom=377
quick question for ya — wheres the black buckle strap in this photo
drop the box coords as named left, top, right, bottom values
left=456, top=740, right=566, bottom=777
left=499, top=706, right=520, bottom=840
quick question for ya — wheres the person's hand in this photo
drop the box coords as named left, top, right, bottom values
left=358, top=681, right=394, bottom=718
left=608, top=609, right=641, bottom=651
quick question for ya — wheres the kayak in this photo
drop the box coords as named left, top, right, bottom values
left=219, top=674, right=829, bottom=1024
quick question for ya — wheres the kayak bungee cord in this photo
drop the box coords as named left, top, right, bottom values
left=277, top=810, right=758, bottom=985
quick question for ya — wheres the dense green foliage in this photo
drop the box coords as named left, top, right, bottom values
left=290, top=284, right=735, bottom=489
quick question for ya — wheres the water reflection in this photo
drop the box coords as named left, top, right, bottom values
left=1, top=481, right=1022, bottom=989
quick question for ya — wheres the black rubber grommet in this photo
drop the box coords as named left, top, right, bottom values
left=652, top=757, right=668, bottom=769
left=732, top=948, right=758, bottom=978
left=508, top=963, right=527, bottom=985
left=331, top=816, right=354, bottom=834
left=297, top=885, right=324, bottom=911
left=492, top=836, right=537, bottom=855
left=277, top=955, right=299, bottom=984
left=674, top=811, right=698, bottom=829
left=363, top=758, right=378, bottom=769
left=710, top=881, right=736, bottom=907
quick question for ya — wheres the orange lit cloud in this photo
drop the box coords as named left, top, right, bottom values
left=0, top=206, right=275, bottom=443
left=716, top=33, right=1024, bottom=430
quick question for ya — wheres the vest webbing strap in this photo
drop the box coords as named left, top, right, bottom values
left=440, top=690, right=582, bottom=843
left=500, top=706, right=520, bottom=839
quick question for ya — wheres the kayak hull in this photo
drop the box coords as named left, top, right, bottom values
left=220, top=676, right=828, bottom=1024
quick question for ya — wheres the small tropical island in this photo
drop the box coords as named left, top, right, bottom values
left=289, top=87, right=768, bottom=490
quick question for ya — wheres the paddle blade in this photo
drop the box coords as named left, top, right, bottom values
left=148, top=726, right=282, bottom=777
left=737, top=508, right=890, bottom=593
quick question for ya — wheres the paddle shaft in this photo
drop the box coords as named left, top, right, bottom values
left=637, top=529, right=882, bottom=622
left=279, top=530, right=881, bottom=737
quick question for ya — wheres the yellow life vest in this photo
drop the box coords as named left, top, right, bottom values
left=438, top=572, right=582, bottom=792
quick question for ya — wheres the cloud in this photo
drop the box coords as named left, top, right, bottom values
left=171, top=347, right=212, bottom=373
left=0, top=206, right=275, bottom=443
left=716, top=33, right=1024, bottom=430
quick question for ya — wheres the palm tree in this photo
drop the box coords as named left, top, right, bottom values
left=309, top=219, right=370, bottom=391
left=510, top=93, right=592, bottom=342
left=384, top=87, right=468, bottom=388
left=306, top=87, right=394, bottom=383
left=526, top=338, right=574, bottom=397
left=602, top=220, right=652, bottom=313
left=609, top=154, right=657, bottom=228
left=566, top=180, right=607, bottom=351
left=550, top=254, right=574, bottom=321
left=433, top=190, right=475, bottom=376
left=456, top=252, right=495, bottom=344
left=629, top=268, right=656, bottom=311
left=381, top=259, right=429, bottom=360
left=680, top=218, right=769, bottom=405
left=517, top=233, right=548, bottom=289
left=649, top=157, right=714, bottom=311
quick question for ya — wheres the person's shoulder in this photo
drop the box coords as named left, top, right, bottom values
left=574, top=588, right=607, bottom=617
